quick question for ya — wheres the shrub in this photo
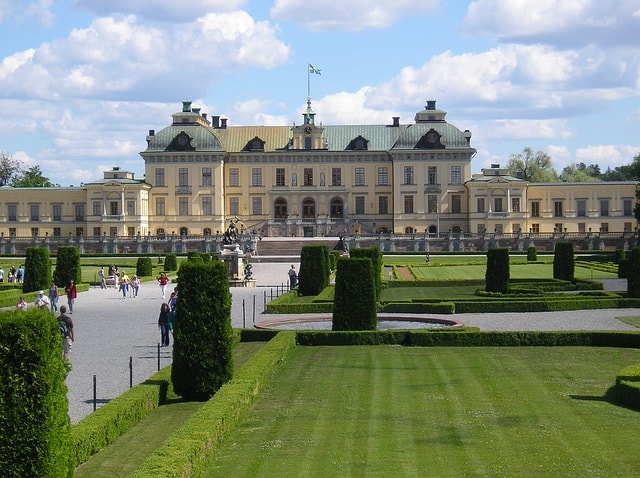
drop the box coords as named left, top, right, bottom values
left=0, top=309, right=73, bottom=477
left=332, top=257, right=377, bottom=331
left=527, top=246, right=537, bottom=261
left=298, top=244, right=330, bottom=296
left=163, top=253, right=177, bottom=272
left=485, top=248, right=509, bottom=293
left=627, top=247, right=640, bottom=298
left=350, top=246, right=382, bottom=299
left=553, top=242, right=575, bottom=282
left=187, top=251, right=202, bottom=263
left=329, top=251, right=341, bottom=271
left=171, top=261, right=233, bottom=401
left=53, top=246, right=81, bottom=286
left=135, top=257, right=153, bottom=277
left=23, top=247, right=52, bottom=293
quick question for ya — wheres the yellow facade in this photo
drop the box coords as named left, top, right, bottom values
left=0, top=100, right=636, bottom=240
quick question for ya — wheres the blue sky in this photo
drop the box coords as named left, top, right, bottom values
left=1, top=0, right=639, bottom=186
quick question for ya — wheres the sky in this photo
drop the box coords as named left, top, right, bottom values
left=1, top=0, right=640, bottom=186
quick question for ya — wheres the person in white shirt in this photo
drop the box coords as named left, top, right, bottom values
left=34, top=290, right=51, bottom=309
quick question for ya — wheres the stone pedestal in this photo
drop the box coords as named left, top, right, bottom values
left=220, top=243, right=256, bottom=287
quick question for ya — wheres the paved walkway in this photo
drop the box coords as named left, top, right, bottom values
left=65, top=266, right=640, bottom=424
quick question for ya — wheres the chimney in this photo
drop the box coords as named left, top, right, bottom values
left=182, top=100, right=192, bottom=112
left=212, top=115, right=220, bottom=128
left=192, top=107, right=201, bottom=115
left=426, top=100, right=436, bottom=110
left=201, top=113, right=207, bottom=120
left=220, top=118, right=227, bottom=129
left=392, top=116, right=400, bottom=127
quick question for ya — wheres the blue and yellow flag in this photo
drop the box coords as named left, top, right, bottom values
left=308, top=63, right=321, bottom=75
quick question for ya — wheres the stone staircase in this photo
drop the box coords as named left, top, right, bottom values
left=251, top=237, right=341, bottom=261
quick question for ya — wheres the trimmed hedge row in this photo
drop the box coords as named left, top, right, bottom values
left=612, top=363, right=640, bottom=410
left=131, top=331, right=297, bottom=478
left=454, top=296, right=640, bottom=313
left=71, top=367, right=172, bottom=468
left=382, top=302, right=456, bottom=314
left=296, top=330, right=640, bottom=348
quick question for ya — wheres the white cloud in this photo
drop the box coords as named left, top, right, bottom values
left=0, top=12, right=290, bottom=101
left=575, top=144, right=639, bottom=167
left=270, top=0, right=440, bottom=31
left=488, top=119, right=572, bottom=140
left=72, top=0, right=246, bottom=22
left=22, top=0, right=54, bottom=27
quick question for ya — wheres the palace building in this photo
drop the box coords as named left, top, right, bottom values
left=0, top=100, right=637, bottom=242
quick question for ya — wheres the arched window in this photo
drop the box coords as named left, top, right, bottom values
left=330, top=197, right=344, bottom=218
left=302, top=197, right=315, bottom=218
left=405, top=226, right=415, bottom=234
left=179, top=227, right=188, bottom=237
left=203, top=228, right=212, bottom=236
left=274, top=197, right=288, bottom=219
left=428, top=225, right=438, bottom=234
left=156, top=228, right=165, bottom=237
left=451, top=225, right=462, bottom=233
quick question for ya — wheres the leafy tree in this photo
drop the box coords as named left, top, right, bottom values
left=11, top=165, right=57, bottom=187
left=634, top=187, right=640, bottom=225
left=0, top=151, right=21, bottom=186
left=506, top=147, right=559, bottom=182
left=559, top=163, right=602, bottom=182
left=601, top=153, right=640, bottom=181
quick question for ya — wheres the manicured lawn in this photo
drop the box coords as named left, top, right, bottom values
left=73, top=341, right=265, bottom=478
left=205, top=346, right=640, bottom=477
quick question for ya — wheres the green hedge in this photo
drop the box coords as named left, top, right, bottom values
left=131, top=331, right=297, bottom=478
left=381, top=302, right=455, bottom=314
left=71, top=367, right=171, bottom=467
left=612, top=363, right=640, bottom=410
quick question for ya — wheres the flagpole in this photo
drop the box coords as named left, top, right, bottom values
left=307, top=62, right=311, bottom=98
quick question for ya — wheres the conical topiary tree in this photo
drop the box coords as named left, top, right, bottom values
left=332, top=257, right=377, bottom=331
left=171, top=260, right=233, bottom=401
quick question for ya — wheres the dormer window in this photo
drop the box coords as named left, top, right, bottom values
left=347, top=135, right=369, bottom=151
left=242, top=136, right=266, bottom=152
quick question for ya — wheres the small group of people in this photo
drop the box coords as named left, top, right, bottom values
left=117, top=271, right=141, bottom=298
left=0, top=265, right=24, bottom=283
left=15, top=279, right=76, bottom=313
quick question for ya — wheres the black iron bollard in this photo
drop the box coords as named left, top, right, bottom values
left=129, top=356, right=133, bottom=388
left=93, top=375, right=97, bottom=411
left=157, top=343, right=161, bottom=371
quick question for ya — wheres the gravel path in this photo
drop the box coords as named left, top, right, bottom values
left=65, top=266, right=640, bottom=424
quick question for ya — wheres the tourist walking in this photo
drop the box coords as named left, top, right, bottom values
left=158, top=272, right=170, bottom=299
left=65, top=280, right=77, bottom=313
left=48, top=282, right=59, bottom=312
left=119, top=271, right=130, bottom=298
left=58, top=305, right=74, bottom=361
left=131, top=275, right=140, bottom=297
left=288, top=265, right=298, bottom=288
left=158, top=302, right=171, bottom=347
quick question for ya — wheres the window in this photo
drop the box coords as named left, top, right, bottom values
left=53, top=227, right=61, bottom=237
left=624, top=199, right=633, bottom=216
left=276, top=168, right=285, bottom=187
left=624, top=222, right=633, bottom=232
left=9, top=227, right=16, bottom=237
left=451, top=166, right=462, bottom=185
left=53, top=204, right=62, bottom=221
left=378, top=196, right=388, bottom=214
left=600, top=223, right=609, bottom=233
left=330, top=198, right=343, bottom=218
left=251, top=168, right=262, bottom=186
left=110, top=201, right=119, bottom=215
left=531, top=201, right=540, bottom=217
left=155, top=168, right=165, bottom=187
left=126, top=201, right=135, bottom=216
left=428, top=195, right=438, bottom=213
left=428, top=166, right=437, bottom=185
left=7, top=205, right=16, bottom=221
left=127, top=227, right=135, bottom=237
left=178, top=168, right=189, bottom=186
left=252, top=197, right=262, bottom=215
left=202, top=167, right=212, bottom=186
left=378, top=167, right=388, bottom=186
left=575, top=199, right=586, bottom=217
left=600, top=199, right=609, bottom=216
left=555, top=223, right=563, bottom=233
left=93, top=227, right=101, bottom=236
left=31, top=227, right=39, bottom=237
left=179, top=197, right=188, bottom=216
left=477, top=198, right=485, bottom=213
left=304, top=137, right=312, bottom=150
left=404, top=195, right=414, bottom=214
left=404, top=166, right=414, bottom=185
left=578, top=223, right=586, bottom=233
left=30, top=205, right=40, bottom=221
left=512, top=197, right=520, bottom=213
left=451, top=195, right=461, bottom=214
left=494, top=197, right=503, bottom=213
left=75, top=204, right=85, bottom=221
left=332, top=168, right=342, bottom=186
left=304, top=168, right=313, bottom=186
left=302, top=198, right=315, bottom=218
left=355, top=167, right=365, bottom=186
left=229, top=168, right=239, bottom=187
left=477, top=224, right=485, bottom=234
left=355, top=196, right=365, bottom=215
left=229, top=197, right=239, bottom=216
left=202, top=196, right=212, bottom=216
left=92, top=200, right=101, bottom=216
left=274, top=198, right=287, bottom=218
left=156, top=197, right=165, bottom=216
left=554, top=201, right=563, bottom=217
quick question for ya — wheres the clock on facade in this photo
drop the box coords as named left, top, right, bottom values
left=304, top=125, right=312, bottom=134
left=177, top=133, right=189, bottom=146
left=426, top=130, right=439, bottom=144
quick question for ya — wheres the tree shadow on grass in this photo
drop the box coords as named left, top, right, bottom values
left=569, top=386, right=640, bottom=412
